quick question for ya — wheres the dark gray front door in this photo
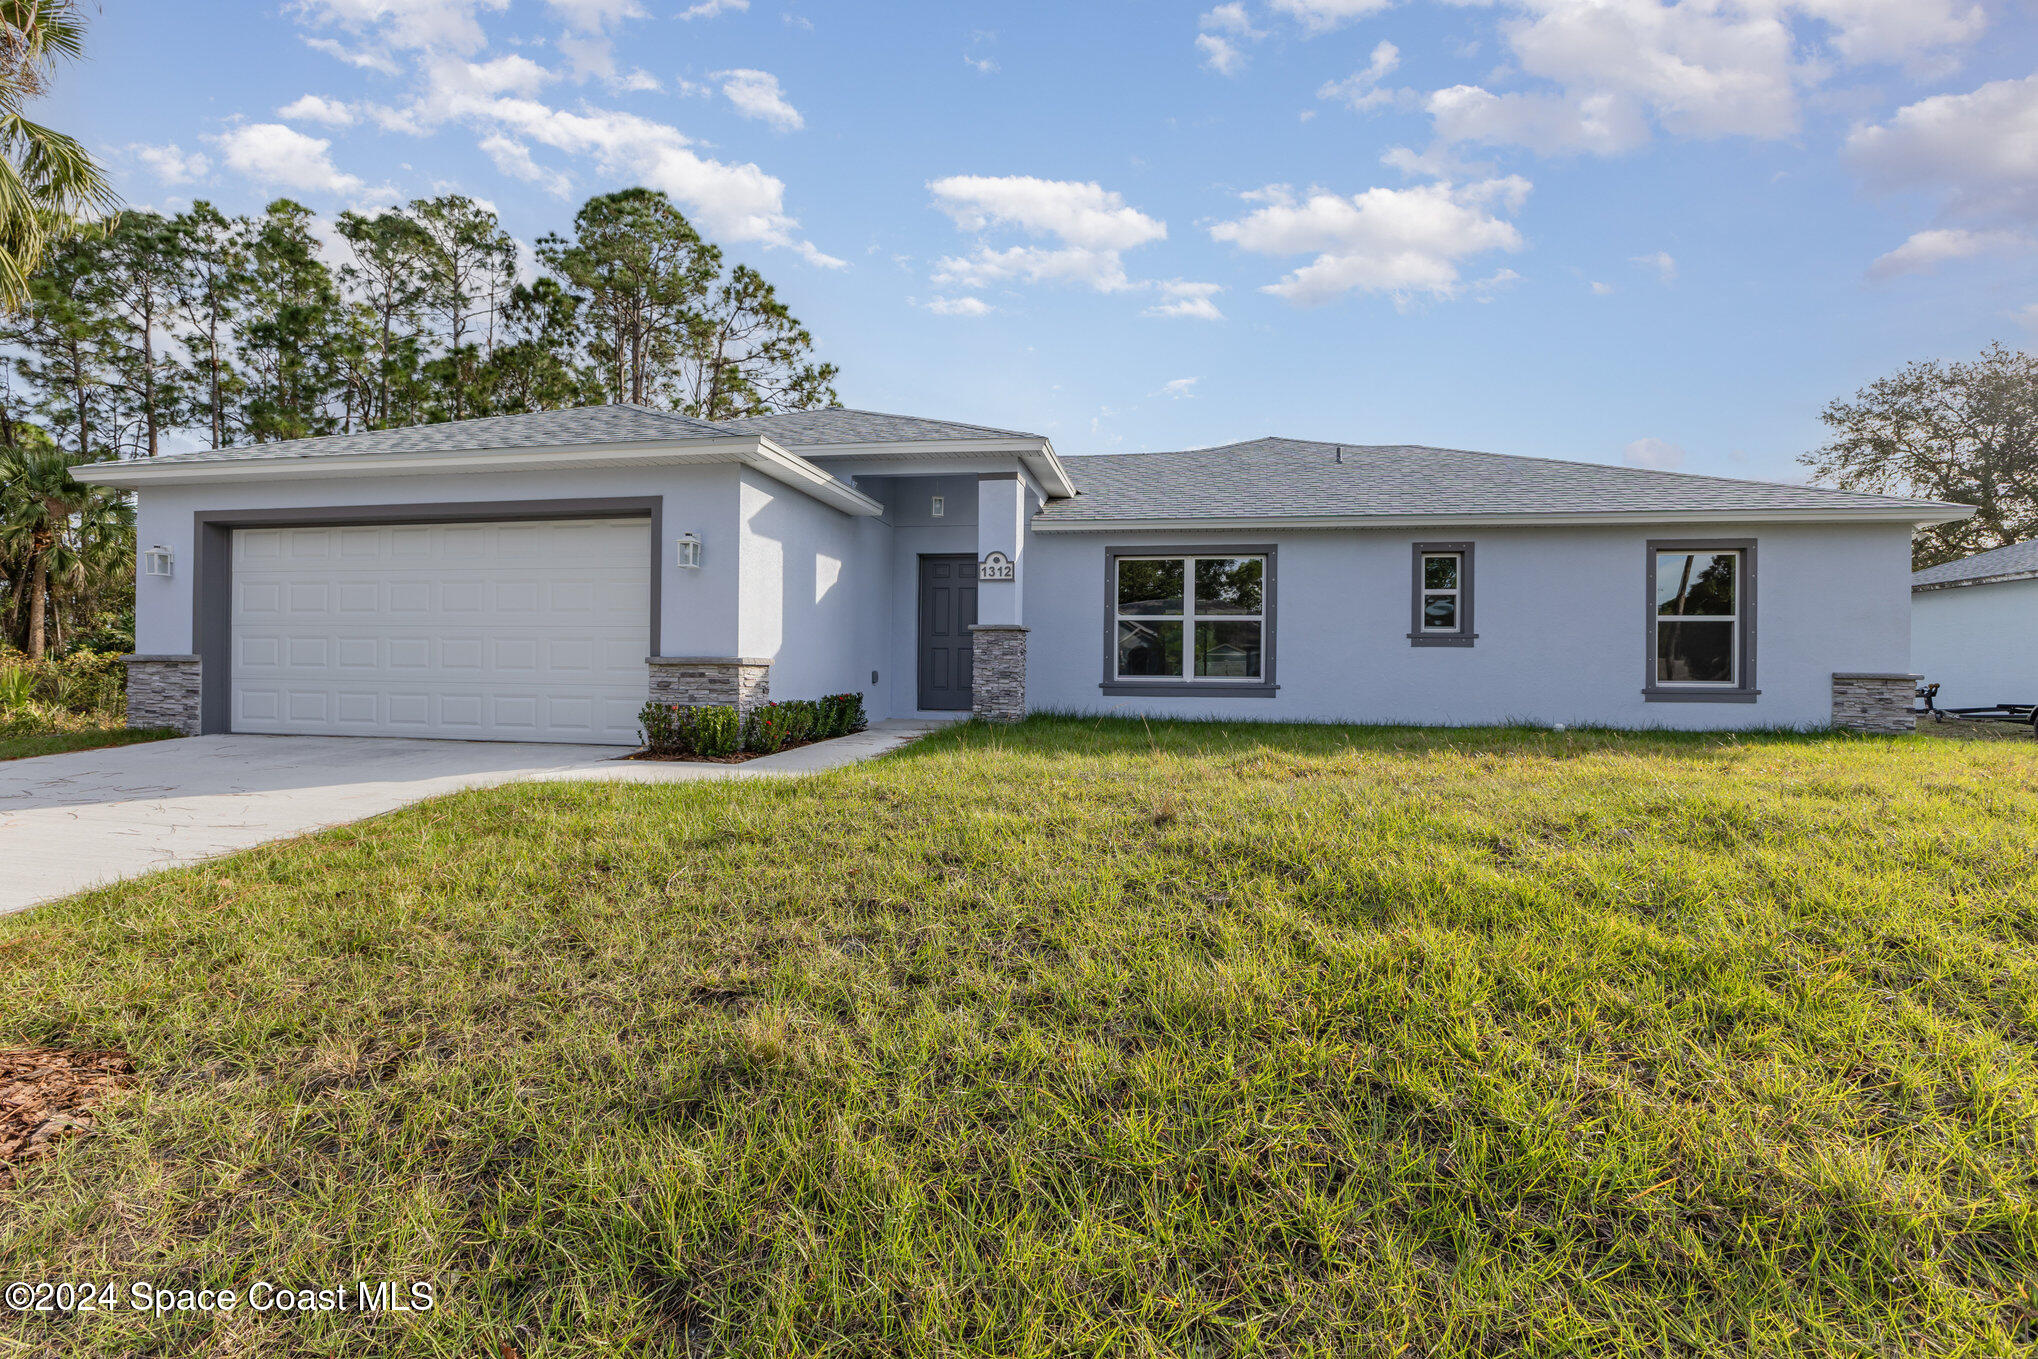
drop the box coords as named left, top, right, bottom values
left=918, top=555, right=977, bottom=711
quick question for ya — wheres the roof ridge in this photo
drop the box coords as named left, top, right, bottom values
left=730, top=405, right=1043, bottom=440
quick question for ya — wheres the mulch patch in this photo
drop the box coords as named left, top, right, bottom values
left=625, top=734, right=840, bottom=764
left=0, top=1047, right=135, bottom=1188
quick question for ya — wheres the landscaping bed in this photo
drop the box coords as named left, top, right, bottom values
left=630, top=692, right=865, bottom=762
left=3, top=719, right=2035, bottom=1356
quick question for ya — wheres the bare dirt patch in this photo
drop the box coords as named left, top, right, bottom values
left=0, top=1047, right=134, bottom=1187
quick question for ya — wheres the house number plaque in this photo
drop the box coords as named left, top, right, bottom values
left=979, top=551, right=1016, bottom=582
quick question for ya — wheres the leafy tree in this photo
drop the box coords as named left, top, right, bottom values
left=684, top=263, right=839, bottom=419
left=238, top=200, right=340, bottom=442
left=1802, top=342, right=2038, bottom=568
left=92, top=210, right=185, bottom=457
left=476, top=277, right=601, bottom=415
left=335, top=208, right=431, bottom=429
left=538, top=189, right=717, bottom=407
left=0, top=0, right=116, bottom=310
left=0, top=439, right=98, bottom=656
left=412, top=194, right=515, bottom=421
left=168, top=202, right=248, bottom=449
left=2, top=226, right=115, bottom=458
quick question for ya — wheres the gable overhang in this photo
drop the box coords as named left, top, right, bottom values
left=1030, top=505, right=1975, bottom=533
left=789, top=437, right=1075, bottom=499
left=74, top=434, right=884, bottom=517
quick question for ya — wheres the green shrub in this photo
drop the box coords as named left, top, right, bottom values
left=818, top=692, right=867, bottom=738
left=639, top=702, right=742, bottom=756
left=0, top=651, right=126, bottom=722
left=743, top=703, right=795, bottom=754
left=691, top=704, right=741, bottom=756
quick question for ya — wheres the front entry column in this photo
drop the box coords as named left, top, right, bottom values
left=970, top=474, right=1028, bottom=721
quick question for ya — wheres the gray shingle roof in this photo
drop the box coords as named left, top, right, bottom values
left=1034, top=437, right=1963, bottom=525
left=141, top=404, right=736, bottom=465
left=1912, top=538, right=2038, bottom=588
left=722, top=407, right=1043, bottom=446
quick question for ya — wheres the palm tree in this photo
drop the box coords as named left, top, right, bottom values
left=0, top=441, right=96, bottom=657
left=0, top=1, right=116, bottom=311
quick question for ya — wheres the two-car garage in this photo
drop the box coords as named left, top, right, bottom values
left=228, top=517, right=651, bottom=745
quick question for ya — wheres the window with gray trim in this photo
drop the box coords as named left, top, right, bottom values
left=1104, top=549, right=1274, bottom=691
left=1409, top=542, right=1475, bottom=646
left=1645, top=539, right=1758, bottom=701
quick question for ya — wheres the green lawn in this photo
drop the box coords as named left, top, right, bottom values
left=4, top=718, right=2036, bottom=1357
left=0, top=725, right=178, bottom=762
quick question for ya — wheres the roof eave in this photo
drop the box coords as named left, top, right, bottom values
left=76, top=436, right=883, bottom=517
left=790, top=437, right=1076, bottom=499
left=1031, top=506, right=1972, bottom=533
left=1913, top=566, right=2038, bottom=593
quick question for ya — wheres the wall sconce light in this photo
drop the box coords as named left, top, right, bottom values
left=931, top=495, right=945, bottom=518
left=675, top=533, right=702, bottom=569
left=144, top=545, right=174, bottom=578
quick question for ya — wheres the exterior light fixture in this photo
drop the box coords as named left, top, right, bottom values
left=931, top=496, right=945, bottom=518
left=144, top=545, right=174, bottom=578
left=676, top=533, right=702, bottom=569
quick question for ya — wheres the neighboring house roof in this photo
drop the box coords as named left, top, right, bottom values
left=116, top=404, right=738, bottom=466
left=1911, top=538, right=2038, bottom=591
left=1034, top=436, right=1969, bottom=529
left=721, top=407, right=1044, bottom=445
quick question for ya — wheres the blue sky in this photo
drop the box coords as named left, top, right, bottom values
left=45, top=0, right=2038, bottom=480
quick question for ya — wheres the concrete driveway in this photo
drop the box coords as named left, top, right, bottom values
left=0, top=723, right=943, bottom=914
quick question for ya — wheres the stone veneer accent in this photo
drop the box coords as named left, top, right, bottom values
left=647, top=657, right=771, bottom=714
left=1831, top=672, right=1920, bottom=734
left=969, top=624, right=1028, bottom=723
left=123, top=654, right=203, bottom=735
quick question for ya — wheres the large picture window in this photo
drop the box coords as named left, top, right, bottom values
left=1646, top=540, right=1757, bottom=701
left=1104, top=548, right=1275, bottom=694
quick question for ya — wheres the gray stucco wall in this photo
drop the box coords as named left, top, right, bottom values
left=1021, top=520, right=1916, bottom=729
left=737, top=468, right=891, bottom=709
left=1912, top=576, right=2038, bottom=709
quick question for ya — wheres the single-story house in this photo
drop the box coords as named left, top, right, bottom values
left=1911, top=538, right=2038, bottom=709
left=79, top=403, right=1968, bottom=744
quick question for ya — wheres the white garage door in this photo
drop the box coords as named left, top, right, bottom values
left=231, top=518, right=650, bottom=745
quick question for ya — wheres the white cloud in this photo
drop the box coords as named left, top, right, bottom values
left=1196, top=33, right=1247, bottom=76
left=928, top=175, right=1168, bottom=297
left=1847, top=76, right=2038, bottom=221
left=278, top=93, right=357, bottom=126
left=1795, top=0, right=1985, bottom=67
left=288, top=0, right=506, bottom=55
left=212, top=122, right=368, bottom=197
left=1159, top=377, right=1201, bottom=398
left=964, top=54, right=998, bottom=74
left=545, top=0, right=643, bottom=26
left=1415, top=0, right=1989, bottom=161
left=1318, top=40, right=1401, bottom=111
left=479, top=133, right=573, bottom=197
left=1210, top=176, right=1530, bottom=305
left=680, top=0, right=746, bottom=17
left=923, top=295, right=993, bottom=316
left=1623, top=437, right=1685, bottom=470
left=1866, top=227, right=2031, bottom=279
left=929, top=175, right=1167, bottom=251
left=129, top=142, right=210, bottom=185
left=1201, top=2, right=1260, bottom=36
left=1145, top=279, right=1225, bottom=320
left=1590, top=280, right=1615, bottom=294
left=1631, top=249, right=1677, bottom=282
left=1270, top=0, right=1394, bottom=35
left=2016, top=302, right=2038, bottom=332
left=717, top=68, right=803, bottom=131
left=1428, top=85, right=1651, bottom=156
left=301, top=35, right=400, bottom=74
